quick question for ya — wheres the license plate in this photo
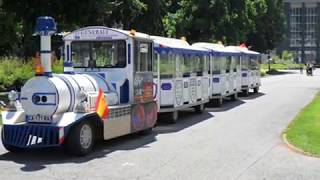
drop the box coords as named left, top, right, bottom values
left=26, top=114, right=52, bottom=123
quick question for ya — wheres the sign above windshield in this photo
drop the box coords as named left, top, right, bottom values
left=64, top=27, right=128, bottom=41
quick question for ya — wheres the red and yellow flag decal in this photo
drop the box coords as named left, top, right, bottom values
left=95, top=88, right=109, bottom=119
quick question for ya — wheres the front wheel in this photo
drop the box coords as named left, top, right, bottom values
left=254, top=87, right=259, bottom=93
left=64, top=121, right=95, bottom=156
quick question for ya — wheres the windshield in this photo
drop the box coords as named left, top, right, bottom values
left=71, top=41, right=126, bottom=68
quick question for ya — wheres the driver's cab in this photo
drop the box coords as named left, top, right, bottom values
left=63, top=27, right=154, bottom=105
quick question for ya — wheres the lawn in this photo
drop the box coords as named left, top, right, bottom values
left=284, top=92, right=320, bottom=156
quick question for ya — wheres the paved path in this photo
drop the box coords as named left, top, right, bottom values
left=1, top=70, right=320, bottom=180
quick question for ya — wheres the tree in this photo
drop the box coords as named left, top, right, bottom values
left=247, top=0, right=285, bottom=52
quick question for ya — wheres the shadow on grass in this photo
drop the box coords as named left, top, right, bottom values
left=0, top=110, right=213, bottom=172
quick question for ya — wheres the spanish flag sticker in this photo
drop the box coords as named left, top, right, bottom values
left=95, top=88, right=109, bottom=120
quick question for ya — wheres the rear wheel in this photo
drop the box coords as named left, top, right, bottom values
left=242, top=89, right=249, bottom=96
left=212, top=98, right=223, bottom=107
left=230, top=93, right=238, bottom=101
left=1, top=129, right=22, bottom=153
left=194, top=104, right=205, bottom=114
left=64, top=121, right=95, bottom=156
left=254, top=87, right=259, bottom=93
left=166, top=111, right=179, bottom=124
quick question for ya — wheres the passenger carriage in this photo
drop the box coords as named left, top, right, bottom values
left=152, top=36, right=211, bottom=123
left=1, top=17, right=157, bottom=155
left=226, top=46, right=261, bottom=95
left=193, top=43, right=241, bottom=106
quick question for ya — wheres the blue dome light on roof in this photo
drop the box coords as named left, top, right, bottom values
left=35, top=16, right=57, bottom=36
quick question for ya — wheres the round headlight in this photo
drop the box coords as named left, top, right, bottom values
left=8, top=90, right=18, bottom=101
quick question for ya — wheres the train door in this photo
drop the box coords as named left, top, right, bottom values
left=211, top=55, right=222, bottom=97
left=174, top=54, right=184, bottom=107
left=202, top=55, right=211, bottom=101
left=220, top=56, right=228, bottom=96
left=236, top=55, right=242, bottom=92
left=133, top=40, right=154, bottom=103
left=190, top=55, right=199, bottom=103
left=183, top=55, right=191, bottom=104
left=230, top=55, right=237, bottom=93
left=157, top=52, right=175, bottom=108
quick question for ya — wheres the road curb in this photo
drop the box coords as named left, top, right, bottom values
left=282, top=133, right=320, bottom=159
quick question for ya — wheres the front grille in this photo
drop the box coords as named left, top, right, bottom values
left=2, top=124, right=60, bottom=148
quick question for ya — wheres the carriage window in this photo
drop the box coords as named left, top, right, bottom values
left=134, top=41, right=152, bottom=72
left=220, top=57, right=227, bottom=73
left=175, top=54, right=184, bottom=75
left=226, top=56, right=232, bottom=73
left=212, top=57, right=221, bottom=74
left=71, top=41, right=126, bottom=68
left=230, top=56, right=237, bottom=72
left=159, top=53, right=174, bottom=78
left=183, top=55, right=191, bottom=76
left=203, top=56, right=210, bottom=74
left=241, top=56, right=250, bottom=70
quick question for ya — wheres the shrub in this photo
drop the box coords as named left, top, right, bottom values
left=0, top=57, right=63, bottom=92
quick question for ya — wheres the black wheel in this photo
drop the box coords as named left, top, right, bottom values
left=194, top=104, right=205, bottom=114
left=253, top=87, right=259, bottom=93
left=1, top=129, right=22, bottom=153
left=230, top=93, right=238, bottom=101
left=64, top=121, right=95, bottom=156
left=166, top=111, right=179, bottom=124
left=139, top=128, right=153, bottom=135
left=242, top=89, right=249, bottom=96
left=212, top=98, right=223, bottom=107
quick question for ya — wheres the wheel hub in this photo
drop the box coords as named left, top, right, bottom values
left=79, top=124, right=92, bottom=149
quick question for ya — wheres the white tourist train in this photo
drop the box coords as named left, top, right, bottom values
left=0, top=17, right=261, bottom=156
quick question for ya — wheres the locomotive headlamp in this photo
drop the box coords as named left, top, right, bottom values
left=75, top=88, right=88, bottom=113
left=7, top=90, right=18, bottom=111
left=8, top=90, right=18, bottom=101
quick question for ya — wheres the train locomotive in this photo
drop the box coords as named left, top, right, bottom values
left=1, top=17, right=157, bottom=156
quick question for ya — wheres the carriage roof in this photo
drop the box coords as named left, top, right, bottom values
left=151, top=36, right=210, bottom=55
left=226, top=46, right=260, bottom=56
left=192, top=42, right=240, bottom=55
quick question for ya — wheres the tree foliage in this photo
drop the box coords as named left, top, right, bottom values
left=0, top=0, right=285, bottom=57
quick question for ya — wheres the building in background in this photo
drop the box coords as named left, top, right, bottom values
left=279, top=0, right=320, bottom=64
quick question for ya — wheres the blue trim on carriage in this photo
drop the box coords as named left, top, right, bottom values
left=154, top=47, right=211, bottom=56
left=44, top=72, right=53, bottom=77
left=64, top=61, right=73, bottom=67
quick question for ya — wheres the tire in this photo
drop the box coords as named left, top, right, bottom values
left=212, top=98, right=223, bottom=107
left=166, top=111, right=179, bottom=124
left=139, top=128, right=153, bottom=135
left=242, top=89, right=249, bottom=96
left=254, top=87, right=259, bottom=93
left=64, top=121, right=95, bottom=156
left=1, top=129, right=22, bottom=153
left=194, top=104, right=205, bottom=114
left=230, top=93, right=238, bottom=101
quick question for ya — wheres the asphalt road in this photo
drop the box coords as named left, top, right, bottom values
left=1, top=70, right=320, bottom=180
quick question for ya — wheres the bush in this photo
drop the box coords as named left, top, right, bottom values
left=0, top=57, right=63, bottom=92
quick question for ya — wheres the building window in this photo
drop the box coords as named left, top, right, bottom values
left=305, top=6, right=317, bottom=47
left=290, top=6, right=302, bottom=47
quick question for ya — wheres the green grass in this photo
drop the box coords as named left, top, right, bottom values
left=260, top=63, right=301, bottom=71
left=285, top=92, right=320, bottom=156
